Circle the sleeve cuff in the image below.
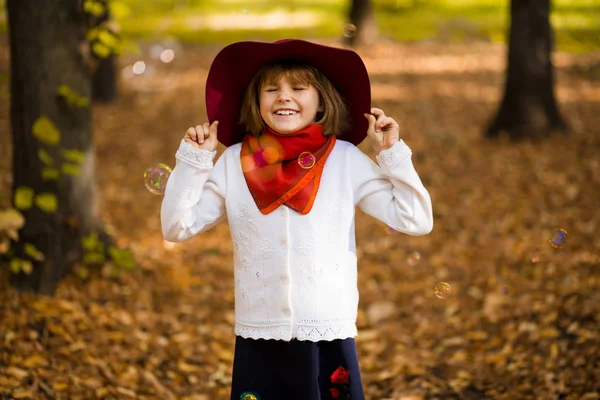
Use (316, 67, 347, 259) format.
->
(175, 139, 217, 170)
(375, 139, 412, 171)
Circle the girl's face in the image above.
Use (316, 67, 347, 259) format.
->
(259, 74, 321, 135)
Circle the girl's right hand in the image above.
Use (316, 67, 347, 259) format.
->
(184, 121, 219, 151)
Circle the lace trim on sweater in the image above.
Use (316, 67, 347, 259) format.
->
(175, 139, 216, 170)
(375, 140, 412, 171)
(235, 322, 357, 342)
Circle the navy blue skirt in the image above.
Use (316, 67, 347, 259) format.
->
(230, 336, 365, 400)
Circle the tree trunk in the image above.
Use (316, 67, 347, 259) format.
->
(486, 0, 567, 139)
(7, 0, 102, 294)
(92, 3, 118, 103)
(92, 54, 117, 103)
(345, 0, 378, 47)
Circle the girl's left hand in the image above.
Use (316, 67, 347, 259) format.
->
(364, 108, 400, 154)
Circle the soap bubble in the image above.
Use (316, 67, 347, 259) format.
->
(298, 152, 316, 169)
(343, 24, 357, 38)
(434, 282, 452, 299)
(407, 251, 421, 266)
(550, 229, 567, 248)
(144, 163, 172, 195)
(240, 392, 259, 400)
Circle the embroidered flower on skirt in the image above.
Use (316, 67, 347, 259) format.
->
(240, 391, 260, 400)
(329, 366, 350, 399)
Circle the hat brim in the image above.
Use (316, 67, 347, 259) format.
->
(205, 39, 371, 147)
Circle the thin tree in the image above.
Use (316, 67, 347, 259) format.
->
(91, 0, 119, 103)
(6, 0, 114, 294)
(345, 0, 378, 47)
(486, 0, 567, 139)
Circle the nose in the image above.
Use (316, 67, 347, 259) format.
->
(276, 89, 292, 102)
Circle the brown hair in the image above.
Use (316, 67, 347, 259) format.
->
(239, 62, 350, 137)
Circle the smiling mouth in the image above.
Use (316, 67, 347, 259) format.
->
(274, 110, 299, 116)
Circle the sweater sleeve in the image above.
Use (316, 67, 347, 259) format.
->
(349, 140, 433, 235)
(161, 139, 227, 242)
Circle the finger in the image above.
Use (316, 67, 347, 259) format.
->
(364, 113, 376, 132)
(370, 107, 385, 118)
(375, 115, 388, 132)
(209, 120, 219, 136)
(203, 123, 210, 139)
(187, 127, 196, 142)
(195, 125, 204, 143)
(380, 116, 396, 130)
(370, 108, 387, 131)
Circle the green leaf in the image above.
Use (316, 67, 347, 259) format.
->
(92, 42, 111, 59)
(83, 0, 105, 17)
(83, 252, 105, 264)
(61, 163, 82, 176)
(109, 1, 131, 20)
(24, 243, 45, 262)
(38, 148, 54, 165)
(75, 97, 90, 108)
(21, 260, 33, 274)
(108, 246, 136, 269)
(74, 264, 90, 279)
(14, 187, 35, 210)
(34, 193, 58, 213)
(10, 258, 33, 274)
(57, 85, 89, 108)
(57, 85, 71, 98)
(61, 149, 85, 164)
(81, 232, 99, 252)
(98, 30, 119, 49)
(41, 167, 60, 181)
(10, 258, 21, 273)
(86, 28, 100, 42)
(32, 116, 60, 145)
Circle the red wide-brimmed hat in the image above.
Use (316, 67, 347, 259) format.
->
(205, 39, 371, 147)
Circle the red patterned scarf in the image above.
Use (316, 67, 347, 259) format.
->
(240, 123, 336, 215)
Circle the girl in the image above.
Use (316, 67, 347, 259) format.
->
(161, 39, 433, 400)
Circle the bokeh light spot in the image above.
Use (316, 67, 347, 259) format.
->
(160, 49, 175, 63)
(132, 61, 146, 75)
(262, 147, 280, 164)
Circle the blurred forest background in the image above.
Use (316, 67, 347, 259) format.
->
(0, 0, 599, 399)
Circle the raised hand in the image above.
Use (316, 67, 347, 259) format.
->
(183, 121, 219, 152)
(364, 108, 400, 154)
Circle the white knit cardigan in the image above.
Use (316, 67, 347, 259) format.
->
(161, 138, 433, 342)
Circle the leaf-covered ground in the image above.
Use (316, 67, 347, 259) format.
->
(1, 36, 599, 399)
